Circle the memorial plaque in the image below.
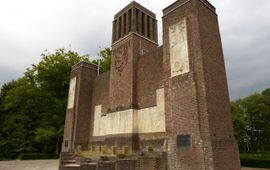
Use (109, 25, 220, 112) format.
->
(177, 134, 191, 148)
(64, 140, 69, 147)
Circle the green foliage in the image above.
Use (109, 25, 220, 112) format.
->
(18, 153, 59, 160)
(0, 47, 111, 158)
(240, 153, 270, 168)
(231, 92, 270, 152)
(0, 48, 90, 157)
(92, 48, 112, 72)
(0, 153, 17, 160)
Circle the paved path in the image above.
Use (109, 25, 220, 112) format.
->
(0, 160, 269, 170)
(0, 160, 58, 170)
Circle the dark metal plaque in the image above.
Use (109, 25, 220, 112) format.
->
(177, 134, 191, 148)
(64, 140, 69, 147)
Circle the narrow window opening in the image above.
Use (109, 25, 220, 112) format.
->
(152, 19, 156, 41)
(147, 16, 150, 38)
(136, 9, 139, 32)
(141, 13, 145, 36)
(118, 17, 122, 38)
(128, 9, 132, 32)
(123, 13, 127, 35)
(113, 20, 117, 41)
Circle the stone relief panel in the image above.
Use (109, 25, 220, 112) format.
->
(169, 18, 189, 77)
(93, 88, 166, 136)
(67, 77, 77, 109)
(113, 41, 130, 73)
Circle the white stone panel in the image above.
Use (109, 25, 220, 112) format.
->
(67, 77, 77, 109)
(169, 18, 189, 77)
(137, 88, 165, 133)
(93, 88, 166, 136)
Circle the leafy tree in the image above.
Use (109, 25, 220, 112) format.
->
(27, 48, 89, 154)
(0, 48, 90, 155)
(231, 92, 270, 152)
(0, 78, 40, 154)
(231, 100, 249, 152)
(92, 48, 112, 72)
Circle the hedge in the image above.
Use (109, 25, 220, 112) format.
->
(240, 152, 270, 168)
(18, 153, 59, 160)
(0, 153, 17, 160)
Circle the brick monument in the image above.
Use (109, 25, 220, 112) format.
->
(59, 0, 241, 169)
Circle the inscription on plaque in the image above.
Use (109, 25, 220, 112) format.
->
(177, 134, 191, 148)
(169, 18, 189, 77)
(67, 77, 76, 109)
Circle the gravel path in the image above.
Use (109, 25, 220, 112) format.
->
(0, 160, 269, 170)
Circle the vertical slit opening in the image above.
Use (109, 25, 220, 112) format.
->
(128, 9, 132, 32)
(113, 20, 117, 42)
(123, 13, 127, 35)
(147, 16, 150, 38)
(118, 16, 122, 38)
(141, 13, 145, 36)
(152, 19, 156, 41)
(136, 9, 139, 32)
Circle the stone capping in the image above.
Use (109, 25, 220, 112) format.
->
(112, 32, 158, 47)
(71, 61, 101, 72)
(199, 0, 216, 14)
(114, 1, 156, 19)
(163, 0, 191, 16)
(163, 0, 216, 16)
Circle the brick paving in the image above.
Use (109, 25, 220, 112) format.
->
(0, 160, 269, 170)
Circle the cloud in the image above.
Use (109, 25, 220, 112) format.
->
(215, 0, 270, 99)
(0, 0, 269, 100)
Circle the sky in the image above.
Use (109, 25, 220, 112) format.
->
(0, 0, 270, 100)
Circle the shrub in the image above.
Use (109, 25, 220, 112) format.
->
(0, 153, 17, 160)
(240, 152, 270, 168)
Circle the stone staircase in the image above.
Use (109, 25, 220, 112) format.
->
(59, 152, 166, 170)
(59, 152, 80, 170)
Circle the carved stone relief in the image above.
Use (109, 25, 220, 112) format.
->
(169, 18, 189, 77)
(113, 41, 130, 73)
(67, 77, 76, 109)
(93, 88, 166, 136)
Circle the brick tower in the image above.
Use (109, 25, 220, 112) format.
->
(59, 0, 241, 170)
(162, 0, 240, 169)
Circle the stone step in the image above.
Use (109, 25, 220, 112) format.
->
(61, 152, 74, 156)
(59, 164, 80, 170)
(61, 156, 74, 160)
(61, 160, 76, 165)
(97, 161, 116, 170)
(80, 163, 97, 170)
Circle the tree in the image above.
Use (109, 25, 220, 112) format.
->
(27, 48, 89, 154)
(0, 48, 90, 155)
(0, 78, 40, 154)
(92, 48, 112, 72)
(0, 47, 111, 157)
(231, 92, 270, 152)
(231, 100, 249, 152)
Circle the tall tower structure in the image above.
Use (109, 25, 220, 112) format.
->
(162, 0, 240, 169)
(109, 1, 158, 112)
